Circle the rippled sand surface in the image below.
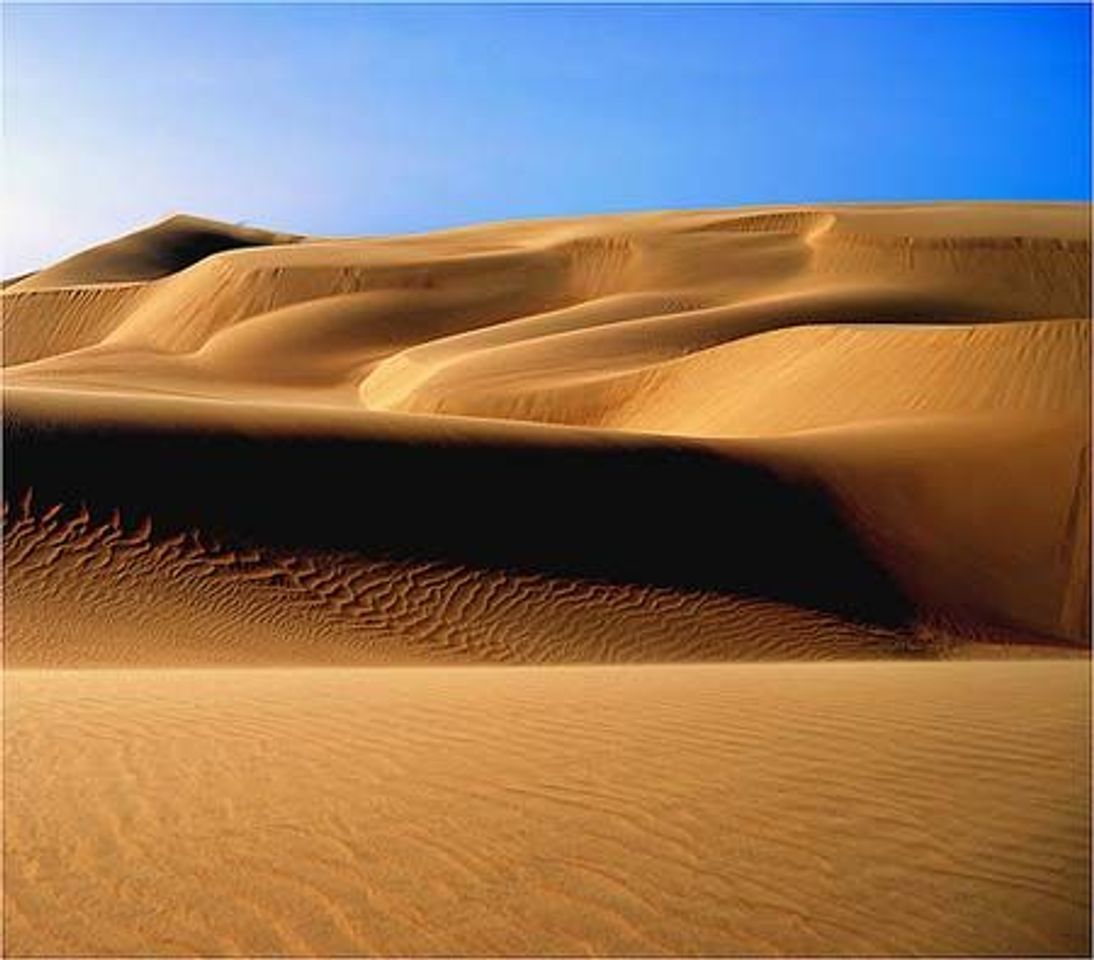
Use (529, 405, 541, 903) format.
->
(7, 662, 1089, 956)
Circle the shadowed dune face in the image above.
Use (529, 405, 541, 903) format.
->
(2, 202, 1090, 662)
(4, 497, 911, 667)
(5, 395, 919, 667)
(3, 395, 913, 618)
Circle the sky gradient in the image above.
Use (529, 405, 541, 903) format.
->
(3, 2, 1090, 274)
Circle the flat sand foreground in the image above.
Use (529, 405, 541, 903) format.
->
(5, 662, 1090, 957)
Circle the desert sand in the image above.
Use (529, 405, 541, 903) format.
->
(2, 202, 1090, 955)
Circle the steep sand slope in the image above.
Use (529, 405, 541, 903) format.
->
(6, 662, 1089, 957)
(0, 480, 910, 667)
(3, 202, 1089, 660)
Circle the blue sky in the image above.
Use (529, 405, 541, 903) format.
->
(3, 2, 1090, 274)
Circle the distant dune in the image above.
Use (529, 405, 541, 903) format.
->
(3, 203, 1090, 956)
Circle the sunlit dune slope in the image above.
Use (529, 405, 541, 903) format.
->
(3, 202, 1089, 663)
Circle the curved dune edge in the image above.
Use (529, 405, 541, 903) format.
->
(2, 202, 1090, 663)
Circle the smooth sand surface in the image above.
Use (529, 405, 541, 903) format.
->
(3, 203, 1090, 954)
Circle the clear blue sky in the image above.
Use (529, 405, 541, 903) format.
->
(3, 2, 1090, 274)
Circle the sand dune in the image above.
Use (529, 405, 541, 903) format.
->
(3, 203, 1089, 955)
(4, 202, 1089, 659)
(4, 203, 1089, 660)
